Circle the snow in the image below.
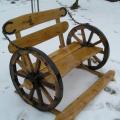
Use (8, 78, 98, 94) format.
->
(0, 0, 120, 120)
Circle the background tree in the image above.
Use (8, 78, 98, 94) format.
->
(70, 0, 80, 10)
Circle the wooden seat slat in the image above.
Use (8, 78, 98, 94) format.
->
(38, 43, 102, 76)
(49, 42, 81, 62)
(53, 46, 102, 77)
(18, 42, 102, 84)
(33, 42, 81, 71)
(40, 44, 102, 84)
(42, 46, 102, 84)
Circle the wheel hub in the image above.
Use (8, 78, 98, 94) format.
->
(23, 72, 44, 90)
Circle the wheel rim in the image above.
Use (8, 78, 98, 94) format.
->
(10, 47, 63, 111)
(67, 24, 110, 70)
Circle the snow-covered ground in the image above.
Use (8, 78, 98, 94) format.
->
(0, 0, 120, 120)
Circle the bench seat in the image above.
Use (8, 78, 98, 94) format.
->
(41, 42, 102, 80)
(18, 42, 102, 84)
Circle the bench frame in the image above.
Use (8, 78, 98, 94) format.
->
(3, 7, 115, 120)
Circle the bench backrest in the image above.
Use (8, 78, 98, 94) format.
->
(3, 8, 68, 53)
(8, 22, 68, 53)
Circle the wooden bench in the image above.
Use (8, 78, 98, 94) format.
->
(3, 7, 115, 120)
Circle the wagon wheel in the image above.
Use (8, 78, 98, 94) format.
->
(10, 47, 63, 111)
(67, 24, 110, 70)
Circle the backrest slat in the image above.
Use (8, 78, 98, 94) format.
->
(4, 8, 67, 34)
(8, 21, 69, 53)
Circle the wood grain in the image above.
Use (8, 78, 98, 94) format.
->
(5, 8, 66, 33)
(8, 21, 68, 53)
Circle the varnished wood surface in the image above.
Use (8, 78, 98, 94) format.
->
(49, 42, 81, 63)
(34, 42, 102, 78)
(53, 46, 102, 77)
(40, 42, 102, 82)
(15, 32, 21, 39)
(8, 21, 68, 53)
(5, 8, 66, 33)
(17, 42, 102, 84)
(56, 18, 65, 48)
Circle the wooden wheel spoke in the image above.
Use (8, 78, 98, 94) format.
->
(93, 55, 101, 64)
(16, 59, 24, 68)
(99, 50, 104, 54)
(81, 29, 86, 44)
(43, 71, 51, 77)
(73, 34, 82, 44)
(21, 79, 33, 90)
(41, 85, 54, 103)
(87, 31, 94, 44)
(29, 88, 35, 100)
(88, 58, 92, 66)
(16, 70, 27, 78)
(41, 80, 55, 90)
(34, 59, 41, 73)
(36, 87, 43, 105)
(16, 59, 28, 73)
(47, 66, 57, 81)
(21, 54, 34, 73)
(92, 40, 102, 46)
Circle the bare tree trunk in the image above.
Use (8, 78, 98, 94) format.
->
(70, 0, 80, 10)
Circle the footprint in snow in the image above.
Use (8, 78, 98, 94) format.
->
(80, 8, 88, 11)
(81, 15, 85, 17)
(4, 86, 10, 90)
(87, 19, 93, 23)
(17, 111, 29, 120)
(104, 87, 116, 95)
(2, 51, 6, 54)
(113, 30, 118, 34)
(110, 59, 120, 65)
(106, 102, 120, 112)
(85, 103, 104, 110)
(2, 37, 7, 41)
(11, 1, 16, 4)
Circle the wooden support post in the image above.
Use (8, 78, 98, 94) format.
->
(56, 18, 65, 48)
(55, 70, 115, 120)
(15, 31, 21, 39)
(9, 22, 68, 53)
